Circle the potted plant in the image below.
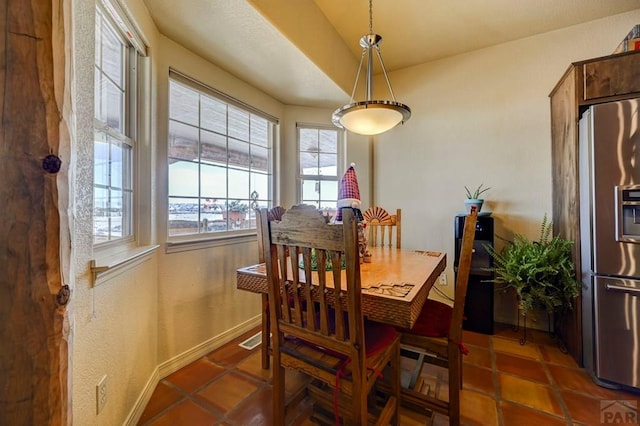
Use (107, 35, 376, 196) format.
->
(225, 200, 249, 222)
(487, 215, 581, 322)
(464, 184, 490, 213)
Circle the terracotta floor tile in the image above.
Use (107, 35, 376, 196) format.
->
(236, 351, 272, 382)
(495, 352, 549, 383)
(432, 413, 450, 426)
(291, 416, 316, 426)
(492, 337, 542, 360)
(493, 323, 556, 346)
(137, 381, 185, 424)
(462, 363, 495, 395)
(288, 396, 315, 426)
(561, 391, 638, 424)
(284, 368, 311, 399)
(522, 328, 558, 346)
(493, 323, 525, 341)
(207, 340, 257, 367)
(421, 362, 447, 381)
(226, 386, 273, 425)
(561, 390, 606, 424)
(196, 372, 260, 413)
(165, 358, 225, 393)
(148, 399, 218, 426)
(464, 346, 492, 369)
(540, 344, 579, 368)
(500, 401, 567, 426)
(459, 389, 498, 425)
(547, 364, 625, 400)
(399, 406, 431, 425)
(141, 323, 627, 425)
(499, 373, 563, 416)
(462, 330, 491, 348)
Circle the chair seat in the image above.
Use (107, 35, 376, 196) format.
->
(301, 309, 398, 359)
(364, 320, 398, 357)
(284, 321, 398, 367)
(400, 299, 452, 337)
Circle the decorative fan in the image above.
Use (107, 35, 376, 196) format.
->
(363, 206, 391, 223)
(268, 206, 286, 221)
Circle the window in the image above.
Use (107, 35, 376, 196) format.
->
(297, 124, 342, 218)
(93, 4, 140, 244)
(168, 72, 276, 237)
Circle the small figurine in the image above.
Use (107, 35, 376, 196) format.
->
(336, 163, 370, 263)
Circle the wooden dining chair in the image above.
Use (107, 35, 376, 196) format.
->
(363, 207, 401, 248)
(255, 206, 287, 369)
(260, 204, 401, 425)
(397, 206, 478, 425)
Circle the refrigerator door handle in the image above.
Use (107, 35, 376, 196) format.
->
(605, 283, 640, 295)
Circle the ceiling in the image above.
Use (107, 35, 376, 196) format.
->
(143, 0, 640, 108)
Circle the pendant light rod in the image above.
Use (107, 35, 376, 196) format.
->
(332, 0, 411, 136)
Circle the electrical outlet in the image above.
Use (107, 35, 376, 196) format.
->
(96, 375, 107, 414)
(438, 273, 447, 286)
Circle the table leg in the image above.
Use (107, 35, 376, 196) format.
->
(261, 293, 270, 369)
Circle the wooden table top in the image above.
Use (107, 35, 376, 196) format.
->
(236, 247, 446, 329)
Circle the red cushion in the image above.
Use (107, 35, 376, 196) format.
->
(364, 320, 397, 357)
(401, 299, 452, 337)
(308, 309, 397, 357)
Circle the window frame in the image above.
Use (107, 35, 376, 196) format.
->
(166, 70, 278, 244)
(91, 0, 158, 286)
(296, 123, 344, 215)
(93, 2, 140, 248)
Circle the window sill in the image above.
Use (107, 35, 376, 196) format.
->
(166, 232, 256, 254)
(91, 244, 160, 286)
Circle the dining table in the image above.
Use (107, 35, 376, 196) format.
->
(236, 246, 446, 369)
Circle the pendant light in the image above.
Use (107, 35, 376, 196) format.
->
(332, 0, 411, 136)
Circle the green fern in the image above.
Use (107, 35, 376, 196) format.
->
(486, 215, 581, 316)
(299, 249, 345, 271)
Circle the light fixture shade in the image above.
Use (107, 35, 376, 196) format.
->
(333, 100, 411, 136)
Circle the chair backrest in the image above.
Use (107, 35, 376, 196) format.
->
(260, 204, 365, 361)
(256, 206, 287, 263)
(363, 207, 401, 248)
(449, 206, 478, 342)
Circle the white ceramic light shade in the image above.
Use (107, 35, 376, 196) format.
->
(332, 100, 411, 136)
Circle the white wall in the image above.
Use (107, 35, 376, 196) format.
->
(71, 0, 160, 424)
(374, 10, 640, 326)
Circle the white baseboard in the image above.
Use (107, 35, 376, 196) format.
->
(124, 367, 160, 426)
(158, 316, 261, 378)
(124, 315, 261, 425)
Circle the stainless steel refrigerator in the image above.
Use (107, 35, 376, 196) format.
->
(579, 98, 640, 391)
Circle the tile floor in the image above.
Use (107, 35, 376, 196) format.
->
(138, 324, 640, 425)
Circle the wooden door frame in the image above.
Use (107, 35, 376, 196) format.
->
(0, 0, 71, 424)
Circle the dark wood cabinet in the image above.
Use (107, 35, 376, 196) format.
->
(549, 50, 640, 365)
(584, 53, 640, 101)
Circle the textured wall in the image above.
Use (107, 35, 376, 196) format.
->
(373, 9, 640, 326)
(71, 0, 160, 424)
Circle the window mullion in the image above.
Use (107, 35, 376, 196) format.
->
(167, 76, 274, 238)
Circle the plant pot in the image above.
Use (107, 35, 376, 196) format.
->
(464, 198, 484, 213)
(224, 211, 247, 222)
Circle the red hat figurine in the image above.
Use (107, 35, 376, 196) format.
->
(336, 163, 362, 222)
